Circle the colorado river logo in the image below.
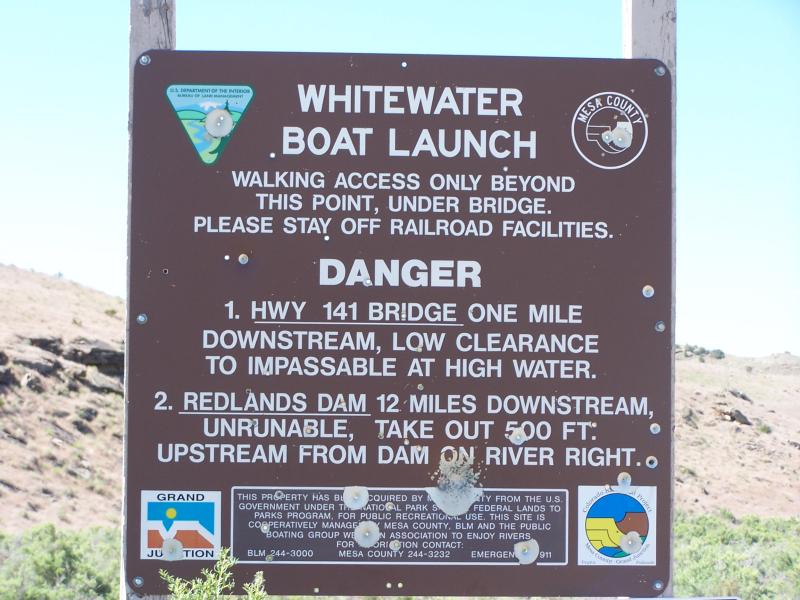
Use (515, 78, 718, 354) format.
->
(140, 490, 221, 560)
(571, 92, 648, 169)
(577, 485, 656, 566)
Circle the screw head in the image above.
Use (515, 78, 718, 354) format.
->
(136, 313, 148, 325)
(654, 65, 666, 76)
(653, 579, 665, 591)
(646, 455, 659, 469)
(654, 320, 666, 333)
(650, 422, 661, 435)
(238, 253, 249, 265)
(642, 284, 655, 298)
(132, 576, 144, 587)
(139, 55, 151, 66)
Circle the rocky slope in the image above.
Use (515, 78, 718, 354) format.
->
(0, 264, 124, 531)
(0, 264, 797, 532)
(674, 346, 800, 517)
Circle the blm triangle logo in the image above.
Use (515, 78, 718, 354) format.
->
(166, 84, 254, 165)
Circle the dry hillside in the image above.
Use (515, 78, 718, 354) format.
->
(0, 264, 797, 532)
(0, 264, 124, 531)
(674, 348, 800, 516)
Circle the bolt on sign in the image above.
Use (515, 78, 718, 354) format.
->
(126, 51, 672, 597)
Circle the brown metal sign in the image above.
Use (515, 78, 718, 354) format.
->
(127, 51, 672, 597)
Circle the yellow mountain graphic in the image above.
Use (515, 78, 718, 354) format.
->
(586, 517, 624, 550)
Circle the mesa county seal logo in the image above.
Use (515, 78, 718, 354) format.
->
(140, 490, 221, 560)
(571, 92, 648, 169)
(577, 485, 656, 566)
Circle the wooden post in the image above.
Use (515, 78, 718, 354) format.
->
(125, 2, 175, 598)
(623, 1, 676, 596)
(623, 0, 676, 122)
(129, 0, 176, 101)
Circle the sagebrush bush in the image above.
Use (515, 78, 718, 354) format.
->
(160, 547, 267, 600)
(0, 524, 118, 600)
(674, 510, 800, 599)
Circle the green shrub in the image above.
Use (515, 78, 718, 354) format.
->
(160, 547, 267, 600)
(0, 525, 118, 600)
(674, 511, 800, 598)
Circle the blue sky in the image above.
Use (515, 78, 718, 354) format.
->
(1, 1, 798, 356)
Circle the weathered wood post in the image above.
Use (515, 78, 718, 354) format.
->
(623, 1, 676, 595)
(125, 3, 175, 598)
(129, 0, 175, 101)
